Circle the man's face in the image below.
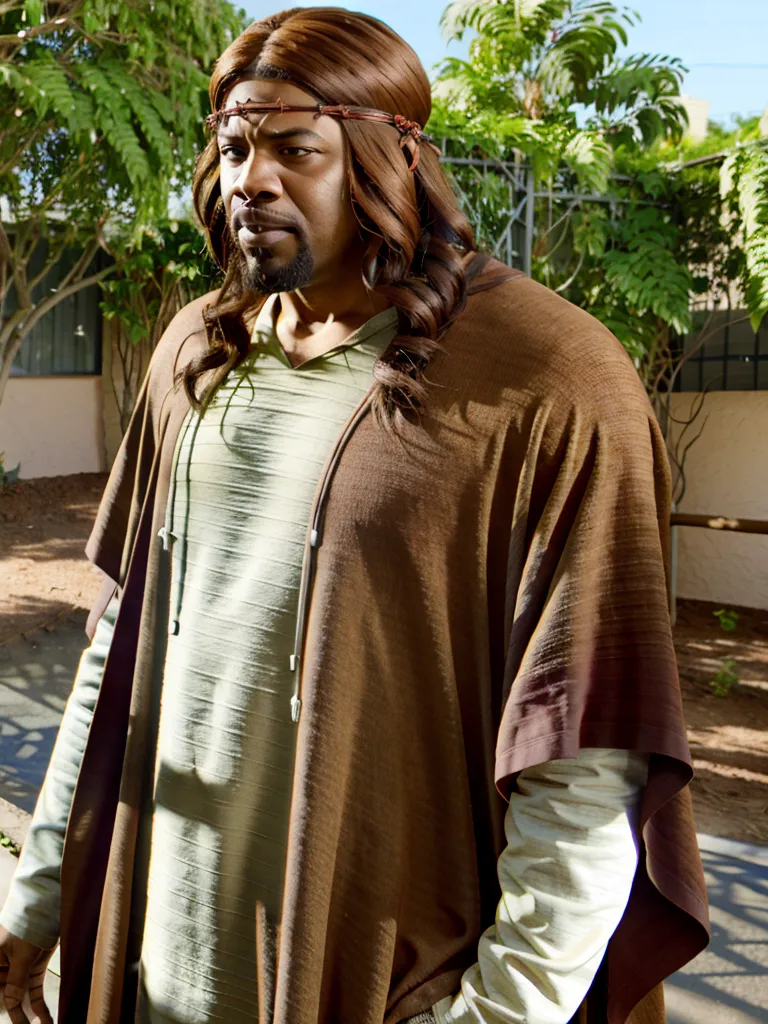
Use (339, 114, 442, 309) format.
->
(217, 78, 364, 295)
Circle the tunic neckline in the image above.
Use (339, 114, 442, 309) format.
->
(251, 293, 399, 370)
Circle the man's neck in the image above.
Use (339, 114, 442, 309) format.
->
(270, 259, 394, 367)
(276, 281, 392, 343)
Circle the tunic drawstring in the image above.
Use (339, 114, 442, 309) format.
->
(159, 328, 384, 724)
(287, 386, 376, 723)
(159, 407, 203, 635)
(160, 387, 368, 725)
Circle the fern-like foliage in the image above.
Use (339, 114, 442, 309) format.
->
(721, 143, 768, 332)
(432, 0, 687, 188)
(1, 0, 245, 230)
(431, 0, 707, 382)
(0, 0, 246, 397)
(602, 207, 693, 335)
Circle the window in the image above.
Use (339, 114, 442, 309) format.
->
(6, 242, 103, 377)
(676, 309, 768, 392)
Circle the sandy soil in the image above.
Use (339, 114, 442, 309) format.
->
(0, 473, 107, 643)
(675, 598, 768, 844)
(1, 473, 766, 844)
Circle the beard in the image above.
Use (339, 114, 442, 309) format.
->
(228, 221, 314, 295)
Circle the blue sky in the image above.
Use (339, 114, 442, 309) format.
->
(241, 1, 768, 125)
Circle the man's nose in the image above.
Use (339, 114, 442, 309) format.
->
(238, 151, 284, 202)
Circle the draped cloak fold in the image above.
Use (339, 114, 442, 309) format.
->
(58, 255, 709, 1024)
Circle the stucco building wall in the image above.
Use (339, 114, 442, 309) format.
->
(669, 391, 768, 610)
(0, 377, 106, 479)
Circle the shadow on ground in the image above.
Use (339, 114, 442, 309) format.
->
(0, 611, 87, 812)
(0, 595, 88, 647)
(666, 850, 768, 1023)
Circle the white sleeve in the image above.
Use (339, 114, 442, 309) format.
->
(0, 594, 119, 949)
(433, 747, 649, 1024)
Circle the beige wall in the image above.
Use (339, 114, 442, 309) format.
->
(0, 376, 106, 479)
(669, 391, 768, 610)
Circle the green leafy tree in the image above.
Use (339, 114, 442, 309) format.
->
(432, 0, 687, 189)
(0, 0, 245, 405)
(429, 1, 697, 368)
(720, 135, 768, 333)
(555, 162, 699, 385)
(430, 1, 768, 402)
(100, 217, 216, 434)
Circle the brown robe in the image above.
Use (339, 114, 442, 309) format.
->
(58, 255, 709, 1024)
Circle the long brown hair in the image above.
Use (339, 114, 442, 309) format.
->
(188, 7, 477, 434)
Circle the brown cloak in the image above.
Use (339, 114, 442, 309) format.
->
(58, 256, 709, 1023)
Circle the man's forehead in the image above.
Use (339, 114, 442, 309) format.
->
(218, 78, 337, 137)
(224, 77, 312, 105)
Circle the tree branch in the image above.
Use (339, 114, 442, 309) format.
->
(28, 237, 70, 292)
(56, 237, 101, 294)
(0, 217, 14, 266)
(0, 121, 54, 177)
(18, 217, 42, 268)
(0, 2, 86, 45)
(0, 218, 32, 310)
(20, 263, 113, 339)
(0, 307, 27, 351)
(554, 250, 585, 293)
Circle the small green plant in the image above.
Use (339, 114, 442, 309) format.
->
(0, 451, 20, 488)
(0, 831, 21, 857)
(710, 658, 740, 697)
(713, 608, 740, 632)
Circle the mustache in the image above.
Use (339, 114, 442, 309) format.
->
(231, 204, 301, 236)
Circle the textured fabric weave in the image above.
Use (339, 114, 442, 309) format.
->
(136, 295, 398, 1021)
(435, 749, 647, 1024)
(61, 257, 708, 1024)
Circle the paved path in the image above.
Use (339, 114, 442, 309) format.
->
(0, 614, 766, 1022)
(0, 612, 86, 813)
(666, 842, 768, 1023)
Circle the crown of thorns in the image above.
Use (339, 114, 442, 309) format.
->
(205, 98, 442, 170)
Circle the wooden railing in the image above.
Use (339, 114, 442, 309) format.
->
(670, 513, 768, 535)
(668, 512, 768, 622)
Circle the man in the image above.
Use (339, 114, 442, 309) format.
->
(0, 8, 708, 1024)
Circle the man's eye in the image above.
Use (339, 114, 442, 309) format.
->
(217, 144, 316, 160)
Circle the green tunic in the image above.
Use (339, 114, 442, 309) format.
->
(139, 296, 398, 1021)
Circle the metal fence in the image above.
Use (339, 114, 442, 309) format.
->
(676, 308, 768, 392)
(439, 147, 648, 273)
(439, 148, 535, 274)
(440, 148, 768, 393)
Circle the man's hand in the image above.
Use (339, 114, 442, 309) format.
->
(0, 925, 55, 1024)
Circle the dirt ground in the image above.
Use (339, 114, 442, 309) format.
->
(1, 474, 767, 844)
(675, 598, 768, 845)
(0, 473, 107, 643)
